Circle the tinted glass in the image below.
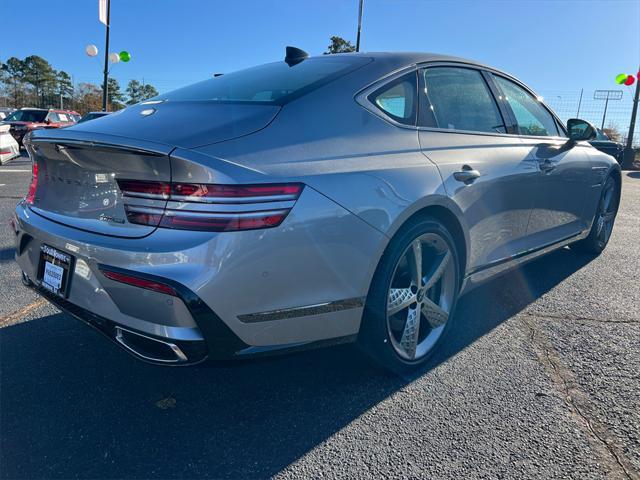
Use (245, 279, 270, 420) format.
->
(595, 128, 610, 141)
(493, 76, 559, 137)
(4, 110, 48, 122)
(369, 72, 417, 125)
(157, 57, 370, 105)
(420, 67, 505, 133)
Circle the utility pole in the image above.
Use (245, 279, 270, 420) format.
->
(356, 0, 364, 52)
(601, 93, 610, 130)
(622, 66, 640, 169)
(101, 0, 111, 111)
(576, 88, 583, 117)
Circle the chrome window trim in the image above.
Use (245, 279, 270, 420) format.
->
(356, 60, 570, 141)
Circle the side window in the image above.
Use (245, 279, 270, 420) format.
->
(58, 113, 69, 122)
(369, 72, 417, 126)
(47, 112, 60, 123)
(419, 67, 506, 133)
(492, 76, 559, 137)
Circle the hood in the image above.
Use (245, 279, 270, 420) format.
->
(61, 101, 281, 149)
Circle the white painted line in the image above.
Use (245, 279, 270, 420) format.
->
(0, 169, 30, 173)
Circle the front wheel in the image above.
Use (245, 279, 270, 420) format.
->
(358, 217, 460, 374)
(571, 176, 619, 254)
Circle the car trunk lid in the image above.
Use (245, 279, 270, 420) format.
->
(27, 136, 172, 239)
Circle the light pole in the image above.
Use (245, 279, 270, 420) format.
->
(101, 0, 111, 111)
(622, 67, 640, 169)
(356, 0, 364, 52)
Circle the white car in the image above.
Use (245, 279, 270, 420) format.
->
(0, 124, 20, 164)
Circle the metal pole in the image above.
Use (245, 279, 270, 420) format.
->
(601, 92, 609, 130)
(622, 66, 640, 169)
(576, 88, 583, 117)
(356, 0, 364, 52)
(101, 0, 111, 111)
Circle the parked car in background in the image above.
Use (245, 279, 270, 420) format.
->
(14, 50, 621, 372)
(1, 108, 77, 146)
(0, 107, 16, 121)
(77, 111, 111, 124)
(589, 128, 624, 164)
(0, 124, 20, 164)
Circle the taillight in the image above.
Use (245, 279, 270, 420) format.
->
(117, 180, 304, 232)
(100, 269, 178, 296)
(25, 161, 39, 204)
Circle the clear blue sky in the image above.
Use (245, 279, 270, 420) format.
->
(1, 0, 638, 95)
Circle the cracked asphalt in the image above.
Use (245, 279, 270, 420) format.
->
(0, 154, 638, 479)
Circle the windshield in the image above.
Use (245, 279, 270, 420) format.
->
(4, 110, 48, 122)
(156, 56, 370, 105)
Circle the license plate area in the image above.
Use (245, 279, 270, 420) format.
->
(37, 244, 74, 298)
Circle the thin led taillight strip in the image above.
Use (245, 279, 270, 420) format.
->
(117, 180, 304, 203)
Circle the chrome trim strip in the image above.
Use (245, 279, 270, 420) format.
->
(238, 297, 365, 323)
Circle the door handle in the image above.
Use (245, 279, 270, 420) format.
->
(539, 159, 556, 173)
(453, 165, 481, 184)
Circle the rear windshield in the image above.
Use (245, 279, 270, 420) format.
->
(4, 110, 48, 122)
(156, 56, 370, 105)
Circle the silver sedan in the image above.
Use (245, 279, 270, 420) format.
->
(13, 49, 620, 372)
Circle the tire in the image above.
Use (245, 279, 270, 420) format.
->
(358, 216, 461, 374)
(571, 175, 619, 254)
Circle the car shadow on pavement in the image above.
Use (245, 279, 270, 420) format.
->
(0, 247, 15, 264)
(0, 247, 593, 479)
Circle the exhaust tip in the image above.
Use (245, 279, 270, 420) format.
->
(115, 326, 188, 363)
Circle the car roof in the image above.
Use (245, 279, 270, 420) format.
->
(330, 51, 492, 69)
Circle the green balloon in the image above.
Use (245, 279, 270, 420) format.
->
(615, 73, 627, 85)
(119, 51, 131, 63)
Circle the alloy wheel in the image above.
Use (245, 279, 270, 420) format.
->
(386, 232, 456, 361)
(596, 179, 617, 248)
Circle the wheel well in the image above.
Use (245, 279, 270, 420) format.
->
(404, 206, 467, 278)
(610, 168, 622, 210)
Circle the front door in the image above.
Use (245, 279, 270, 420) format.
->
(490, 74, 593, 245)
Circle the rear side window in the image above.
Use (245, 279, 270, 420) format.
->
(156, 57, 370, 105)
(369, 72, 417, 126)
(419, 67, 506, 133)
(492, 75, 559, 137)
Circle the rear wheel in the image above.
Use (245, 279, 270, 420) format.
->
(571, 176, 619, 254)
(359, 217, 460, 373)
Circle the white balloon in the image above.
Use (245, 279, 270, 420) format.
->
(109, 52, 120, 63)
(85, 44, 98, 57)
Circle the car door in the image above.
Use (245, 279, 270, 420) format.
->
(490, 74, 593, 245)
(417, 65, 539, 273)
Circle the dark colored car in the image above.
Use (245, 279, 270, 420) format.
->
(1, 108, 77, 146)
(77, 111, 112, 124)
(590, 128, 623, 164)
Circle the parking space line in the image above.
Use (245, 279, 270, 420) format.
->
(0, 170, 30, 173)
(0, 298, 48, 328)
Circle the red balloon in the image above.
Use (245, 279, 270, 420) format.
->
(624, 75, 635, 86)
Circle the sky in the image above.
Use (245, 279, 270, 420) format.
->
(1, 0, 639, 96)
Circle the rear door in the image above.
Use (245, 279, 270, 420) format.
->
(417, 65, 539, 273)
(490, 74, 592, 245)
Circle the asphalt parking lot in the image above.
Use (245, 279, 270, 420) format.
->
(0, 154, 638, 479)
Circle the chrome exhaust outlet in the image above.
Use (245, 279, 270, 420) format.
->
(115, 326, 188, 363)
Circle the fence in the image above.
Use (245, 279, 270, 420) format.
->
(540, 89, 637, 146)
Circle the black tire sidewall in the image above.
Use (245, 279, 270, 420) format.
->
(359, 216, 461, 372)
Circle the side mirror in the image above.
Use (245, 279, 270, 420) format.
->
(567, 118, 596, 143)
(45, 118, 52, 125)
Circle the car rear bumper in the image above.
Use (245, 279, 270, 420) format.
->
(13, 186, 386, 364)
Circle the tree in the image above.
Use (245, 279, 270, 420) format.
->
(324, 36, 356, 54)
(603, 125, 622, 143)
(75, 83, 102, 114)
(22, 55, 57, 107)
(126, 79, 158, 104)
(126, 79, 142, 105)
(56, 70, 73, 109)
(140, 83, 158, 101)
(1, 57, 27, 107)
(103, 77, 125, 110)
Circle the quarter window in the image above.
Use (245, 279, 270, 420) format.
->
(369, 72, 417, 126)
(419, 67, 506, 133)
(492, 76, 559, 137)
